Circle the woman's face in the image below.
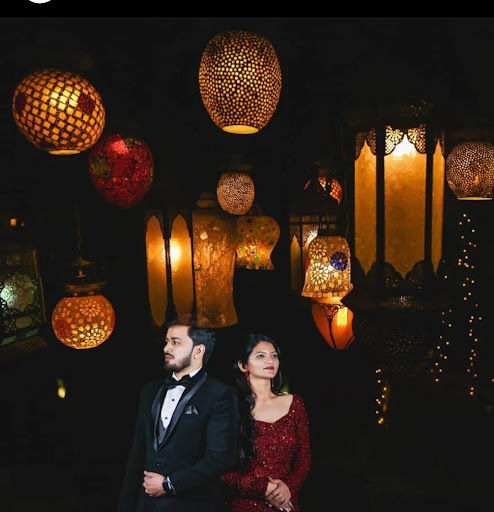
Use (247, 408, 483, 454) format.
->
(239, 341, 280, 380)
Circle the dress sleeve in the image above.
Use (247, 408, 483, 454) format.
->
(284, 395, 311, 495)
(221, 469, 269, 499)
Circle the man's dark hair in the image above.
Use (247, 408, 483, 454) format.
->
(166, 319, 216, 365)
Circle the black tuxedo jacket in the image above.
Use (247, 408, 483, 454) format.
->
(118, 373, 239, 512)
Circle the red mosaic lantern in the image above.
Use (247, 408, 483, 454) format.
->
(89, 134, 154, 208)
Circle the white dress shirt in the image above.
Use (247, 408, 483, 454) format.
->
(160, 366, 202, 429)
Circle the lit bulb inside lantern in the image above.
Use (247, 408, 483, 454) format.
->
(392, 134, 416, 157)
(170, 239, 181, 264)
(57, 378, 66, 399)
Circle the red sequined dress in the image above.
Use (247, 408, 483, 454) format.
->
(222, 394, 311, 511)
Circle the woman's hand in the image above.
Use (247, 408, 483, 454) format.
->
(265, 477, 292, 511)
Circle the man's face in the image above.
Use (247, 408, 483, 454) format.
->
(163, 325, 195, 373)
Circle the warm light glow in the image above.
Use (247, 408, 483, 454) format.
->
(169, 239, 181, 265)
(12, 69, 105, 154)
(223, 125, 259, 134)
(311, 302, 355, 350)
(57, 378, 66, 399)
(51, 294, 115, 349)
(9, 218, 17, 227)
(391, 134, 416, 157)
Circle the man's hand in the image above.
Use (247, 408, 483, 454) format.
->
(142, 471, 166, 498)
(265, 477, 293, 511)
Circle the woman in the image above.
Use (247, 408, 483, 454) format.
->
(222, 333, 311, 511)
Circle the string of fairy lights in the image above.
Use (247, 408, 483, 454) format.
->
(431, 306, 453, 383)
(458, 211, 482, 397)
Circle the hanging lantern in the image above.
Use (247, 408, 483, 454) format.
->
(302, 234, 353, 304)
(145, 192, 238, 329)
(1, 215, 46, 357)
(12, 69, 105, 154)
(289, 163, 342, 294)
(446, 141, 494, 200)
(311, 302, 355, 350)
(217, 172, 255, 215)
(354, 123, 445, 291)
(199, 30, 282, 134)
(51, 257, 115, 349)
(236, 207, 280, 270)
(89, 134, 154, 208)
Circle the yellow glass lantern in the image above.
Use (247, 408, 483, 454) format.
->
(51, 257, 115, 349)
(311, 302, 355, 350)
(217, 172, 255, 215)
(199, 30, 282, 134)
(52, 294, 115, 349)
(446, 141, 494, 200)
(354, 124, 445, 289)
(236, 208, 280, 270)
(12, 69, 105, 154)
(302, 234, 353, 304)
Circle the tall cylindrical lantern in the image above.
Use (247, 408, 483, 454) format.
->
(354, 123, 445, 293)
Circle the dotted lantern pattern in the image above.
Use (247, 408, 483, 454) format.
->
(89, 134, 154, 208)
(302, 236, 353, 299)
(52, 295, 115, 349)
(199, 30, 282, 133)
(217, 172, 255, 215)
(446, 141, 494, 199)
(12, 69, 105, 154)
(236, 215, 280, 270)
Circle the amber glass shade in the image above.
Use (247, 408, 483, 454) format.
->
(12, 69, 105, 154)
(199, 30, 282, 134)
(217, 172, 255, 215)
(145, 215, 167, 328)
(89, 134, 153, 208)
(355, 125, 444, 280)
(446, 142, 494, 200)
(192, 193, 237, 328)
(236, 214, 280, 270)
(302, 235, 353, 303)
(52, 294, 115, 349)
(311, 302, 355, 350)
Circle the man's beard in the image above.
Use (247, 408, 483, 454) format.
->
(164, 349, 193, 373)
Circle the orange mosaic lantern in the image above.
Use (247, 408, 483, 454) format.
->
(12, 69, 105, 154)
(217, 172, 255, 215)
(236, 211, 280, 270)
(199, 30, 282, 134)
(311, 302, 355, 350)
(52, 294, 115, 349)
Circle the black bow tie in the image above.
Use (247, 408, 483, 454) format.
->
(164, 374, 192, 390)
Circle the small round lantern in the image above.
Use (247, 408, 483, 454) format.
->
(12, 69, 105, 154)
(236, 209, 280, 270)
(302, 234, 353, 303)
(446, 141, 494, 200)
(217, 172, 255, 215)
(311, 302, 355, 350)
(89, 134, 154, 208)
(52, 294, 115, 349)
(199, 30, 282, 134)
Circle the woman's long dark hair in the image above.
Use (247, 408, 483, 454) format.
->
(233, 333, 284, 467)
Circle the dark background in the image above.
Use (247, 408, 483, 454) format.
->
(1, 17, 494, 512)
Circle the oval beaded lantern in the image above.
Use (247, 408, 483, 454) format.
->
(12, 69, 105, 155)
(311, 302, 355, 350)
(217, 172, 255, 215)
(51, 294, 115, 349)
(89, 134, 154, 208)
(302, 235, 353, 303)
(446, 141, 494, 200)
(199, 30, 282, 134)
(236, 213, 280, 270)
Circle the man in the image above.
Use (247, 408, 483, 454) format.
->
(118, 321, 239, 511)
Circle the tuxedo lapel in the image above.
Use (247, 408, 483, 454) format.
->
(159, 373, 208, 449)
(151, 383, 166, 452)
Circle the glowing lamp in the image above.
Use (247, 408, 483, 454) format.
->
(236, 209, 280, 270)
(354, 124, 445, 290)
(89, 134, 154, 208)
(311, 302, 355, 350)
(217, 172, 255, 215)
(199, 30, 282, 134)
(302, 235, 353, 304)
(446, 142, 494, 200)
(12, 69, 105, 154)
